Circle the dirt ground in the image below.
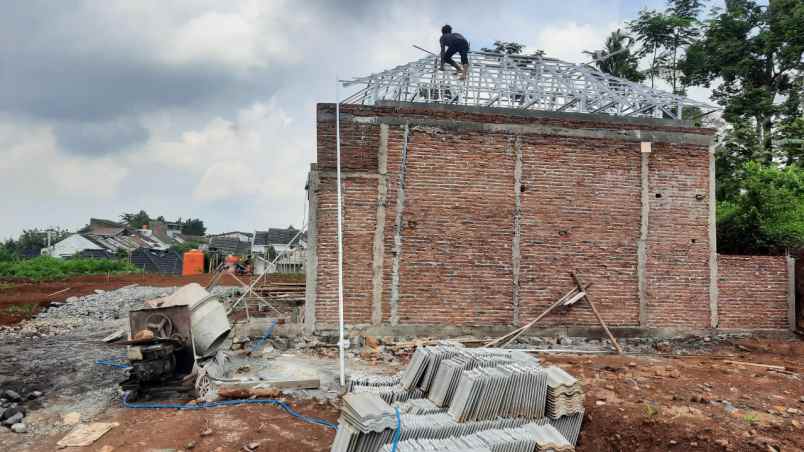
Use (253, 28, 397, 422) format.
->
(1, 277, 803, 451)
(3, 337, 799, 452)
(30, 400, 340, 452)
(0, 273, 298, 325)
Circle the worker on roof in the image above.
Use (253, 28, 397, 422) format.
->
(439, 24, 470, 80)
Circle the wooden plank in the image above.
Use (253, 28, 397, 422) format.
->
(487, 286, 581, 348)
(218, 376, 320, 391)
(572, 272, 623, 355)
(46, 287, 71, 297)
(57, 422, 119, 447)
(724, 360, 786, 371)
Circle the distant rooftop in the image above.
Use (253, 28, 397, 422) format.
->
(342, 51, 714, 120)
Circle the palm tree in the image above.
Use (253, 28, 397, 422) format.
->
(585, 29, 645, 83)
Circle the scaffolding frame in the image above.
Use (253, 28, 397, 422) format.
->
(342, 51, 714, 120)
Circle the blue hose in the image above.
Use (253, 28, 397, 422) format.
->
(95, 356, 131, 370)
(95, 355, 336, 430)
(391, 406, 401, 452)
(250, 319, 278, 353)
(122, 392, 337, 429)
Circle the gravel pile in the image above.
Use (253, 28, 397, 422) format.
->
(0, 285, 238, 340)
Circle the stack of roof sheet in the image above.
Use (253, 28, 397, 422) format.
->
(334, 413, 531, 452)
(400, 346, 537, 396)
(394, 398, 447, 415)
(447, 364, 547, 422)
(340, 393, 397, 432)
(347, 373, 402, 392)
(378, 422, 574, 452)
(544, 367, 584, 419)
(548, 410, 585, 446)
(351, 385, 425, 404)
(331, 393, 397, 452)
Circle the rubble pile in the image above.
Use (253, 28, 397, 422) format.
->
(331, 345, 585, 452)
(0, 388, 43, 434)
(0, 285, 235, 340)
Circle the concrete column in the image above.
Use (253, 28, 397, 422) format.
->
(371, 125, 389, 325)
(638, 142, 650, 327)
(390, 124, 410, 325)
(708, 142, 719, 328)
(787, 255, 797, 331)
(303, 166, 320, 335)
(512, 138, 522, 326)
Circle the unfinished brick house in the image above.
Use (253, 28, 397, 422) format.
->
(304, 53, 796, 337)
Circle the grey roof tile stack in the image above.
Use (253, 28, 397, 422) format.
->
(544, 367, 584, 419)
(340, 393, 397, 433)
(347, 373, 402, 392)
(548, 410, 584, 447)
(332, 346, 585, 452)
(394, 398, 447, 415)
(378, 422, 574, 452)
(447, 364, 547, 422)
(351, 385, 425, 404)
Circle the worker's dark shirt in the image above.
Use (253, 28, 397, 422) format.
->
(439, 33, 469, 50)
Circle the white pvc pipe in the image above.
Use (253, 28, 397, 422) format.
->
(336, 80, 346, 387)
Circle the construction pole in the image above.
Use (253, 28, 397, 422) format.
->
(336, 78, 347, 387)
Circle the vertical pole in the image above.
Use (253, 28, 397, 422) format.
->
(336, 80, 346, 387)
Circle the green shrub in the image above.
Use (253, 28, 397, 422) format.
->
(717, 162, 804, 254)
(0, 256, 139, 281)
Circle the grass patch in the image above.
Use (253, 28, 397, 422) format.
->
(0, 256, 139, 281)
(1, 303, 37, 316)
(643, 403, 659, 418)
(0, 282, 17, 291)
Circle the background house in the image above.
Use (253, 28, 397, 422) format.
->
(252, 226, 306, 274)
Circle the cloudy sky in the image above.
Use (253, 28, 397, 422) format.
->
(1, 0, 712, 239)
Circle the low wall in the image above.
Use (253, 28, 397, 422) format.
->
(718, 255, 790, 330)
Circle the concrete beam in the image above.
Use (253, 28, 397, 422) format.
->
(371, 124, 389, 325)
(708, 144, 719, 328)
(322, 114, 713, 146)
(638, 143, 650, 327)
(375, 100, 699, 128)
(303, 166, 319, 335)
(787, 255, 797, 331)
(389, 124, 410, 325)
(313, 322, 795, 340)
(512, 138, 522, 326)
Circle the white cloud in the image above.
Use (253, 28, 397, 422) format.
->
(162, 1, 303, 69)
(0, 117, 127, 199)
(533, 21, 620, 62)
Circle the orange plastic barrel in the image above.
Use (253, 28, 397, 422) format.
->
(182, 250, 205, 276)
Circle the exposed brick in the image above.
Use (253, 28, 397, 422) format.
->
(312, 103, 790, 331)
(718, 255, 789, 330)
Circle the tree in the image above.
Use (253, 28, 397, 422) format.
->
(181, 218, 206, 236)
(120, 210, 151, 229)
(481, 41, 524, 55)
(480, 41, 544, 57)
(717, 162, 804, 254)
(629, 9, 673, 88)
(682, 0, 804, 160)
(16, 228, 70, 257)
(629, 0, 704, 93)
(588, 29, 645, 82)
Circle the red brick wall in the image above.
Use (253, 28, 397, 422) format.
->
(718, 255, 789, 330)
(518, 136, 641, 327)
(646, 143, 712, 328)
(315, 175, 378, 323)
(387, 127, 515, 326)
(312, 103, 789, 331)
